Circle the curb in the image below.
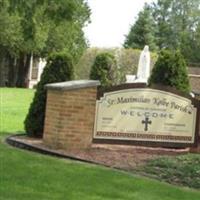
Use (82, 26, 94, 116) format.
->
(5, 134, 102, 166)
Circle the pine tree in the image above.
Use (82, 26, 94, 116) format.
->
(24, 52, 74, 137)
(124, 4, 157, 51)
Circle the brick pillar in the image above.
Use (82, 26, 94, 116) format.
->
(43, 80, 100, 150)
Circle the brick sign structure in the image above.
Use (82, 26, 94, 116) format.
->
(43, 81, 200, 150)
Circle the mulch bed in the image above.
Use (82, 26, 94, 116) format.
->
(6, 134, 191, 171)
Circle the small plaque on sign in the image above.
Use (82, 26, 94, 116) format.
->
(94, 88, 197, 144)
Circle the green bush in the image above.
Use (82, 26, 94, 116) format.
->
(89, 52, 116, 87)
(75, 47, 157, 84)
(149, 50, 190, 94)
(24, 52, 74, 137)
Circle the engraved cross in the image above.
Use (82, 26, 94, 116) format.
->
(142, 117, 152, 131)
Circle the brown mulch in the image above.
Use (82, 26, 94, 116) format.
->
(8, 135, 190, 171)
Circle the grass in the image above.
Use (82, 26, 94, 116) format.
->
(0, 88, 34, 135)
(0, 87, 200, 200)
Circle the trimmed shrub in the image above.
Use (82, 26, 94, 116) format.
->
(89, 52, 116, 87)
(149, 50, 190, 93)
(75, 47, 157, 84)
(24, 52, 74, 137)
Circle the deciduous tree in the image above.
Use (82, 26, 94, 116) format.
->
(0, 0, 90, 87)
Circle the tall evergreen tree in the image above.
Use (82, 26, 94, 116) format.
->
(124, 4, 157, 51)
(25, 52, 74, 137)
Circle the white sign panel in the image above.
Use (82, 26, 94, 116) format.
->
(94, 89, 197, 143)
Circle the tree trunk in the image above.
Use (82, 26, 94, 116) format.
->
(16, 53, 31, 87)
(7, 55, 18, 87)
(0, 57, 5, 87)
(0, 50, 9, 87)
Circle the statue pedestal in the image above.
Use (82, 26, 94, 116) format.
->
(125, 75, 136, 83)
(126, 75, 148, 84)
(134, 78, 148, 84)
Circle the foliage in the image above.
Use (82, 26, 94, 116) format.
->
(152, 0, 200, 63)
(75, 48, 157, 84)
(124, 3, 157, 51)
(24, 52, 74, 137)
(89, 52, 116, 87)
(192, 22, 200, 62)
(137, 154, 200, 189)
(149, 50, 190, 93)
(152, 0, 174, 49)
(0, 0, 90, 87)
(0, 1, 22, 54)
(75, 48, 114, 81)
(124, 0, 200, 63)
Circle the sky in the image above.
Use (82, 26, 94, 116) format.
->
(84, 0, 156, 48)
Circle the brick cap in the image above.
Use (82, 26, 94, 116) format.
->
(45, 80, 100, 91)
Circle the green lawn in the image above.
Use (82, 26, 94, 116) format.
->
(0, 88, 200, 200)
(0, 88, 34, 135)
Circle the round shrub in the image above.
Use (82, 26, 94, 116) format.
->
(24, 52, 74, 137)
(89, 52, 116, 87)
(149, 50, 190, 94)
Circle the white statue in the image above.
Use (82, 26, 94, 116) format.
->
(126, 45, 151, 84)
(136, 45, 150, 82)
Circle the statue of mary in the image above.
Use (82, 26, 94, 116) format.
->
(126, 45, 150, 84)
(136, 45, 150, 83)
